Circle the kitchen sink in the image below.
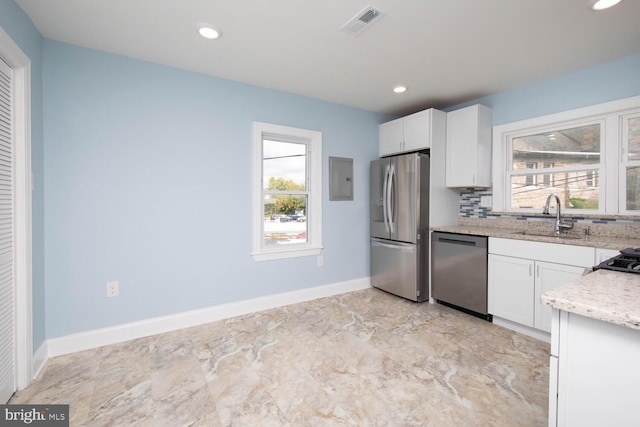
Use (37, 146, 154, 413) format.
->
(509, 231, 585, 240)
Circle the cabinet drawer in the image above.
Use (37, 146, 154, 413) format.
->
(489, 237, 594, 267)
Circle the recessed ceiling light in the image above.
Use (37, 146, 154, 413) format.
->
(589, 0, 622, 10)
(393, 85, 407, 94)
(197, 24, 222, 39)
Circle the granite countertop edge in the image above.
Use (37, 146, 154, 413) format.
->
(430, 224, 640, 250)
(539, 270, 640, 331)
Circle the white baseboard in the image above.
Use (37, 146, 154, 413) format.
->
(32, 341, 48, 380)
(47, 277, 371, 358)
(492, 316, 551, 343)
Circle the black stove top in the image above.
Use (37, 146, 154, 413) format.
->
(594, 248, 640, 273)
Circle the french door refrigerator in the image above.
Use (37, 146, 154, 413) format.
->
(370, 153, 430, 302)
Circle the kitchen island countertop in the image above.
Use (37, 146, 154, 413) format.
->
(540, 269, 640, 331)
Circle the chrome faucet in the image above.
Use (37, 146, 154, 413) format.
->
(543, 193, 573, 235)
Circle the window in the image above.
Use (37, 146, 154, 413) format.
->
(543, 162, 555, 187)
(508, 123, 602, 211)
(252, 122, 322, 261)
(622, 113, 640, 212)
(492, 95, 640, 215)
(524, 162, 537, 186)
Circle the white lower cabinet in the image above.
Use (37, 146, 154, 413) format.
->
(595, 247, 619, 264)
(550, 309, 640, 427)
(488, 254, 534, 327)
(534, 262, 586, 332)
(488, 238, 593, 334)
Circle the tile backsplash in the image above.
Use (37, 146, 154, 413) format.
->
(458, 188, 640, 225)
(459, 188, 493, 218)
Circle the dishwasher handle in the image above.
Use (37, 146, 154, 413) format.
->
(431, 232, 487, 249)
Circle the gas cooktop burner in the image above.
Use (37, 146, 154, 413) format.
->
(594, 248, 640, 273)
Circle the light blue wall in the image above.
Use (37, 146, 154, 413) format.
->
(43, 40, 386, 338)
(11, 0, 640, 340)
(0, 0, 45, 350)
(445, 52, 640, 125)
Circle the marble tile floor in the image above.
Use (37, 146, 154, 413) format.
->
(10, 288, 550, 426)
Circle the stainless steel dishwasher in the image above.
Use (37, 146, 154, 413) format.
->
(431, 232, 490, 320)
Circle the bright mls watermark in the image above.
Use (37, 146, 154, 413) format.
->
(0, 405, 69, 426)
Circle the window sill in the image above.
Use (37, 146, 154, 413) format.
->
(252, 245, 323, 262)
(489, 210, 640, 221)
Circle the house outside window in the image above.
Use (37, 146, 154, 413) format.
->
(509, 123, 602, 210)
(585, 170, 596, 188)
(252, 122, 322, 261)
(543, 162, 555, 187)
(524, 162, 537, 186)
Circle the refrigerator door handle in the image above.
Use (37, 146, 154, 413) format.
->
(382, 164, 390, 233)
(387, 164, 395, 233)
(371, 239, 415, 252)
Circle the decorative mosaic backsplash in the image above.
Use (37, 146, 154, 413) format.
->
(458, 188, 640, 225)
(459, 188, 493, 219)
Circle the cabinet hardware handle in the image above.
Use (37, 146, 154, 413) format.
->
(529, 264, 532, 276)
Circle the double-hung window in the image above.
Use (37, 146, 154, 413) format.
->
(493, 96, 640, 215)
(621, 111, 640, 213)
(252, 122, 322, 261)
(507, 122, 603, 211)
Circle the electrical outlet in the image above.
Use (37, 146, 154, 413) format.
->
(480, 196, 493, 208)
(106, 281, 119, 297)
(317, 255, 324, 267)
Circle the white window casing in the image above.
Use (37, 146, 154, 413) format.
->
(619, 109, 640, 215)
(492, 95, 640, 215)
(252, 122, 323, 261)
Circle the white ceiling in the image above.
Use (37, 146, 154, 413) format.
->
(15, 0, 640, 115)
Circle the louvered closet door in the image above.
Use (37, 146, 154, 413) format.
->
(0, 57, 15, 404)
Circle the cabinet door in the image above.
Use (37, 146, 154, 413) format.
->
(488, 254, 535, 327)
(379, 118, 404, 157)
(446, 106, 478, 187)
(403, 110, 430, 152)
(557, 313, 640, 427)
(595, 248, 619, 265)
(534, 262, 585, 333)
(445, 104, 491, 188)
(549, 354, 559, 427)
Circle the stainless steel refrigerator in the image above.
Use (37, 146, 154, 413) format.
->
(370, 153, 430, 302)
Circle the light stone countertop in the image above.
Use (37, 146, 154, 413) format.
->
(430, 218, 640, 250)
(540, 269, 640, 331)
(430, 218, 640, 331)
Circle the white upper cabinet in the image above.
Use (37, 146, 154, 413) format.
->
(379, 108, 445, 157)
(446, 104, 492, 188)
(379, 118, 404, 156)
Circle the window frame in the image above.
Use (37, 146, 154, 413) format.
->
(504, 118, 606, 214)
(492, 95, 640, 216)
(252, 122, 322, 261)
(619, 109, 640, 215)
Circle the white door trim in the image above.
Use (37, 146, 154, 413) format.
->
(0, 26, 33, 390)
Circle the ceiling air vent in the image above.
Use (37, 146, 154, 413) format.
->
(341, 6, 384, 35)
